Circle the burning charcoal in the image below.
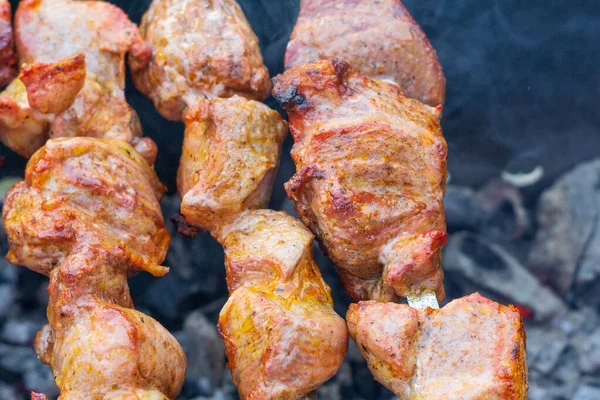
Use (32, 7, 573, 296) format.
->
(577, 279, 600, 309)
(574, 329, 600, 374)
(183, 311, 226, 391)
(526, 307, 600, 400)
(0, 343, 58, 398)
(557, 307, 599, 336)
(573, 385, 600, 400)
(553, 352, 584, 396)
(527, 369, 567, 400)
(23, 363, 58, 399)
(0, 383, 19, 400)
(315, 359, 353, 400)
(444, 185, 481, 230)
(444, 181, 529, 239)
(474, 179, 530, 239)
(526, 325, 568, 375)
(0, 284, 15, 319)
(529, 159, 600, 293)
(575, 220, 600, 296)
(444, 231, 567, 320)
(316, 383, 341, 400)
(133, 196, 228, 322)
(1, 317, 44, 346)
(189, 391, 234, 400)
(0, 343, 38, 375)
(0, 258, 18, 284)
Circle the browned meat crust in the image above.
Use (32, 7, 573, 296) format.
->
(176, 90, 348, 398)
(0, 0, 149, 159)
(217, 210, 348, 400)
(285, 0, 446, 107)
(3, 138, 186, 399)
(0, 0, 17, 88)
(131, 0, 271, 121)
(178, 95, 287, 234)
(19, 52, 86, 114)
(347, 293, 528, 400)
(273, 59, 447, 302)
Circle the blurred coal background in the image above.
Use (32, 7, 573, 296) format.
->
(1, 0, 599, 399)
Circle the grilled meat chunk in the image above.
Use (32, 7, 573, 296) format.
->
(347, 293, 528, 400)
(285, 0, 445, 107)
(3, 138, 186, 399)
(217, 210, 348, 400)
(131, 0, 271, 121)
(273, 59, 447, 302)
(0, 0, 17, 88)
(178, 95, 287, 234)
(176, 91, 348, 398)
(0, 0, 150, 159)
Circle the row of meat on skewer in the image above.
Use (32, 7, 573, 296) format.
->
(0, 0, 528, 399)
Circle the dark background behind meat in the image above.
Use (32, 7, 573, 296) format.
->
(0, 1, 599, 399)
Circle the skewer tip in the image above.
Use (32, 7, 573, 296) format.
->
(407, 290, 439, 310)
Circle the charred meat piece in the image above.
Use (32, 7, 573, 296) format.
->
(0, 0, 150, 159)
(347, 293, 528, 400)
(273, 59, 447, 302)
(217, 210, 348, 400)
(0, 0, 17, 88)
(131, 0, 271, 121)
(3, 138, 186, 399)
(285, 0, 445, 107)
(178, 95, 287, 234)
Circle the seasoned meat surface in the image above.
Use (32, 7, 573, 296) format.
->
(347, 293, 528, 400)
(4, 137, 169, 275)
(176, 93, 347, 398)
(0, 0, 149, 158)
(217, 210, 348, 400)
(0, 0, 16, 88)
(178, 95, 287, 233)
(285, 0, 445, 107)
(3, 138, 186, 399)
(131, 0, 271, 121)
(19, 52, 87, 114)
(273, 59, 447, 302)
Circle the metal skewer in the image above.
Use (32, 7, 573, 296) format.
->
(407, 289, 439, 310)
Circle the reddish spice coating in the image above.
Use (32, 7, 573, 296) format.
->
(217, 210, 348, 400)
(130, 0, 271, 121)
(273, 59, 447, 302)
(19, 52, 86, 114)
(0, 0, 17, 88)
(0, 0, 150, 159)
(285, 0, 446, 107)
(178, 95, 287, 234)
(347, 293, 528, 400)
(176, 93, 348, 398)
(3, 138, 187, 400)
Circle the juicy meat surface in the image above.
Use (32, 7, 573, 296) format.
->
(3, 137, 169, 275)
(19, 52, 87, 114)
(347, 293, 528, 400)
(285, 0, 446, 107)
(0, 0, 17, 88)
(178, 95, 287, 234)
(273, 59, 447, 302)
(176, 95, 347, 397)
(131, 0, 271, 121)
(217, 210, 348, 400)
(3, 138, 186, 399)
(0, 0, 149, 158)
